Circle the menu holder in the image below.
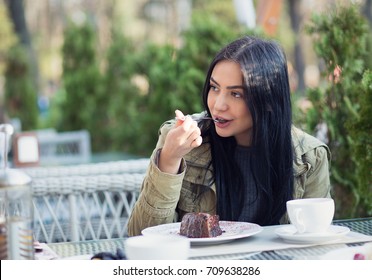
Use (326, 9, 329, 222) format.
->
(12, 132, 40, 167)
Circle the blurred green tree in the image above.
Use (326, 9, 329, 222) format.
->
(4, 0, 40, 97)
(348, 71, 372, 216)
(306, 4, 371, 218)
(4, 44, 38, 130)
(59, 20, 103, 151)
(103, 27, 144, 153)
(0, 2, 17, 72)
(0, 2, 18, 123)
(132, 42, 181, 156)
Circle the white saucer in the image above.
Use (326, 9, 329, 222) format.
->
(275, 225, 350, 244)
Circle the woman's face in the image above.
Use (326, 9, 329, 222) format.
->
(207, 60, 253, 146)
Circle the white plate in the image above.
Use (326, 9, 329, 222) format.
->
(275, 225, 350, 244)
(142, 221, 263, 245)
(320, 243, 372, 260)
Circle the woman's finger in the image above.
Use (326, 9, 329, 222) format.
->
(175, 109, 185, 126)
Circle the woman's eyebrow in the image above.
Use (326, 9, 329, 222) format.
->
(210, 77, 220, 86)
(210, 77, 244, 90)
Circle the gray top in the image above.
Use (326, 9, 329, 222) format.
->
(234, 145, 266, 223)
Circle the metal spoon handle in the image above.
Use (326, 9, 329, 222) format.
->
(176, 115, 214, 123)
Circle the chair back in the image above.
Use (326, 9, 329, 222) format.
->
(12, 129, 92, 167)
(32, 173, 145, 243)
(38, 130, 91, 166)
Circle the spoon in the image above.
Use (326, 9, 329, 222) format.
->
(176, 115, 219, 123)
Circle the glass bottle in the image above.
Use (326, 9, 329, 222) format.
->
(0, 124, 34, 260)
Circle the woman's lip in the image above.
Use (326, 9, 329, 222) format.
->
(213, 115, 229, 120)
(213, 116, 232, 123)
(215, 119, 231, 128)
(212, 116, 233, 128)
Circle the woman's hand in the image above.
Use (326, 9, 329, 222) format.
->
(158, 110, 202, 174)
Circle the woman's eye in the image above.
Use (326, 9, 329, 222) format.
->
(210, 85, 219, 92)
(231, 91, 243, 98)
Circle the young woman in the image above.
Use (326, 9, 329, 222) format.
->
(127, 36, 331, 236)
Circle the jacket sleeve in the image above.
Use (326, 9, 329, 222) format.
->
(127, 122, 186, 236)
(280, 145, 331, 225)
(302, 145, 332, 198)
(281, 128, 332, 224)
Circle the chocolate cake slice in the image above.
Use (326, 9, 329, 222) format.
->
(179, 212, 223, 238)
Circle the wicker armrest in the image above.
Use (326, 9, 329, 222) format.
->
(31, 173, 145, 196)
(22, 158, 150, 178)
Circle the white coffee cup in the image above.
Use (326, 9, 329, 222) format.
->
(286, 198, 335, 234)
(124, 234, 190, 260)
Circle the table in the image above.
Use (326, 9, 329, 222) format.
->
(46, 217, 372, 260)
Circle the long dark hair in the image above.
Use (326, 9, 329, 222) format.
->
(201, 36, 293, 225)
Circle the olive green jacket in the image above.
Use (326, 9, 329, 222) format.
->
(127, 116, 332, 236)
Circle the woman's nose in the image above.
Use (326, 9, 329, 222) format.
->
(213, 93, 228, 111)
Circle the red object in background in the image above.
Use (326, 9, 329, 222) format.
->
(256, 0, 283, 36)
(353, 253, 366, 260)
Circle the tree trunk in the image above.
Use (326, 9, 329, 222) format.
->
(5, 0, 31, 45)
(362, 0, 372, 69)
(362, 0, 372, 26)
(4, 0, 40, 93)
(288, 0, 305, 94)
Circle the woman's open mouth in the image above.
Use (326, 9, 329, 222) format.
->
(214, 117, 230, 123)
(213, 117, 232, 128)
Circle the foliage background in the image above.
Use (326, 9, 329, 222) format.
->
(305, 4, 371, 218)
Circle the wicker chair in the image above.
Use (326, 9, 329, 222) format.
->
(28, 158, 150, 243)
(32, 173, 146, 243)
(23, 158, 149, 178)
